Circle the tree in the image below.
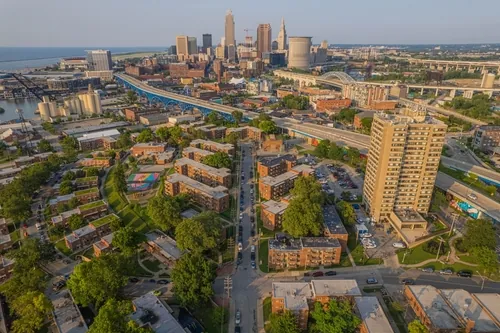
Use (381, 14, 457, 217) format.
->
(68, 196, 81, 209)
(61, 136, 79, 157)
(408, 319, 429, 333)
(224, 132, 240, 145)
(171, 253, 216, 307)
(167, 125, 182, 143)
(156, 127, 170, 142)
(117, 132, 133, 149)
(206, 111, 220, 124)
(336, 200, 356, 226)
(463, 219, 496, 251)
(10, 291, 53, 333)
(249, 113, 271, 128)
(267, 311, 300, 333)
(68, 214, 86, 230)
(360, 117, 373, 133)
(113, 226, 146, 256)
(89, 299, 151, 333)
(259, 120, 278, 134)
(175, 212, 222, 252)
(201, 152, 232, 169)
(0, 194, 31, 222)
(147, 196, 183, 231)
(332, 108, 357, 124)
(341, 191, 351, 201)
(232, 110, 243, 124)
(113, 162, 127, 193)
(431, 190, 448, 212)
(62, 170, 76, 181)
(121, 91, 139, 106)
(485, 185, 497, 196)
(471, 246, 499, 275)
(282, 176, 324, 237)
(308, 299, 361, 333)
(136, 129, 154, 143)
(86, 167, 100, 177)
(59, 179, 74, 195)
(67, 254, 128, 308)
(281, 95, 310, 110)
(37, 139, 53, 153)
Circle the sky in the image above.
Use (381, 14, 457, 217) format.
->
(1, 0, 500, 47)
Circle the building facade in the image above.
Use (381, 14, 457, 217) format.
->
(175, 157, 232, 188)
(87, 50, 112, 71)
(473, 125, 500, 153)
(190, 139, 235, 155)
(182, 147, 214, 162)
(259, 165, 314, 200)
(258, 154, 297, 177)
(277, 18, 287, 51)
(261, 200, 288, 230)
(257, 24, 272, 58)
(224, 10, 236, 49)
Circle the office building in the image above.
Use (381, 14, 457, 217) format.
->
(405, 285, 500, 333)
(258, 154, 297, 177)
(188, 37, 197, 55)
(182, 147, 214, 162)
(176, 36, 189, 56)
(59, 57, 89, 71)
(190, 139, 235, 155)
(224, 10, 236, 48)
(164, 173, 229, 213)
(261, 199, 288, 230)
(86, 50, 112, 71)
(269, 236, 343, 271)
(175, 157, 232, 188)
(363, 110, 447, 222)
(259, 164, 314, 200)
(473, 125, 500, 153)
(288, 37, 312, 70)
(202, 34, 212, 53)
(257, 24, 272, 57)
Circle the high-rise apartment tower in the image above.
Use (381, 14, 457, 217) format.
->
(362, 110, 447, 222)
(86, 50, 112, 71)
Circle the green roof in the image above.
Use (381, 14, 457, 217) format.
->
(74, 187, 100, 196)
(91, 214, 119, 227)
(78, 200, 106, 211)
(75, 176, 98, 184)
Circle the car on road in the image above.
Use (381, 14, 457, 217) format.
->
(239, 212, 243, 218)
(157, 280, 169, 284)
(401, 278, 415, 285)
(129, 278, 139, 283)
(251, 229, 255, 237)
(149, 279, 156, 283)
(457, 270, 472, 278)
(468, 193, 477, 200)
(238, 242, 243, 251)
(251, 261, 256, 269)
(235, 310, 241, 325)
(439, 269, 453, 275)
(312, 271, 324, 277)
(392, 242, 406, 248)
(325, 271, 337, 276)
(251, 253, 256, 261)
(421, 267, 434, 273)
(366, 278, 378, 284)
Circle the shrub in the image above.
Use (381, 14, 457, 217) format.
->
(422, 239, 449, 255)
(454, 238, 468, 253)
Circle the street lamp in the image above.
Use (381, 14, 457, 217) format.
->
(476, 271, 486, 291)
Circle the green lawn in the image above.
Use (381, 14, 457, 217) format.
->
(263, 297, 272, 323)
(193, 305, 228, 333)
(9, 230, 20, 243)
(256, 206, 279, 238)
(326, 252, 352, 268)
(128, 258, 154, 277)
(259, 239, 269, 273)
(55, 239, 72, 256)
(350, 245, 383, 266)
(397, 242, 436, 265)
(142, 259, 162, 272)
(439, 164, 497, 199)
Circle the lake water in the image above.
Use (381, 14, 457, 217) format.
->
(0, 98, 39, 122)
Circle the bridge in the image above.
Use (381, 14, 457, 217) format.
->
(408, 59, 500, 72)
(441, 156, 500, 188)
(274, 70, 356, 89)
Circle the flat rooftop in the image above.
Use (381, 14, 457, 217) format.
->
(272, 282, 312, 311)
(132, 142, 167, 149)
(323, 205, 348, 235)
(311, 279, 361, 297)
(77, 129, 120, 142)
(259, 154, 296, 167)
(175, 157, 231, 178)
(49, 193, 75, 206)
(64, 121, 128, 136)
(406, 285, 461, 330)
(301, 237, 341, 249)
(440, 289, 500, 332)
(261, 200, 289, 215)
(393, 209, 427, 223)
(145, 231, 182, 260)
(180, 208, 200, 219)
(131, 293, 185, 333)
(260, 171, 298, 186)
(182, 146, 214, 157)
(269, 237, 302, 251)
(166, 173, 228, 199)
(291, 164, 314, 175)
(190, 139, 234, 151)
(472, 293, 500, 325)
(51, 290, 88, 333)
(355, 297, 394, 333)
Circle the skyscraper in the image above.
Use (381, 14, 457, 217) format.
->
(86, 50, 112, 71)
(277, 17, 287, 51)
(225, 10, 235, 48)
(202, 34, 212, 53)
(176, 36, 189, 56)
(257, 24, 272, 58)
(362, 109, 447, 222)
(188, 37, 198, 55)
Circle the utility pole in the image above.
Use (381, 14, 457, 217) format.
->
(476, 271, 486, 291)
(222, 276, 233, 333)
(436, 237, 444, 261)
(449, 213, 458, 236)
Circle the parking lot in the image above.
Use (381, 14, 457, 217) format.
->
(318, 163, 363, 197)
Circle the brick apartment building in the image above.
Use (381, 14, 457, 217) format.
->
(196, 125, 227, 140)
(353, 111, 376, 130)
(323, 205, 349, 251)
(190, 139, 235, 155)
(124, 107, 163, 122)
(51, 200, 108, 227)
(261, 200, 289, 230)
(315, 98, 352, 112)
(169, 62, 207, 78)
(0, 257, 14, 283)
(14, 152, 52, 168)
(0, 219, 12, 251)
(165, 173, 229, 213)
(144, 230, 182, 267)
(226, 126, 263, 141)
(473, 125, 500, 153)
(49, 187, 100, 212)
(75, 176, 99, 189)
(259, 164, 314, 200)
(79, 157, 113, 168)
(93, 233, 113, 257)
(131, 143, 168, 157)
(257, 154, 297, 177)
(182, 147, 214, 162)
(175, 158, 232, 188)
(65, 214, 116, 251)
(268, 235, 342, 270)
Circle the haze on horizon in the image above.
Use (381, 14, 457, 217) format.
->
(2, 0, 499, 47)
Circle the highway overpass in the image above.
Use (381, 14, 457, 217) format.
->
(408, 59, 500, 72)
(441, 156, 500, 187)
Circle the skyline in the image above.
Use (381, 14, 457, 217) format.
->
(1, 0, 500, 47)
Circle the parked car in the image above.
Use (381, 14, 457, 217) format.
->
(129, 277, 139, 283)
(238, 242, 243, 251)
(457, 270, 472, 278)
(360, 233, 372, 238)
(312, 271, 324, 277)
(235, 327, 241, 333)
(401, 278, 415, 285)
(421, 267, 434, 273)
(237, 252, 243, 261)
(325, 271, 337, 276)
(392, 242, 406, 248)
(251, 245, 255, 253)
(235, 310, 241, 325)
(366, 278, 378, 284)
(251, 253, 256, 261)
(251, 229, 255, 237)
(439, 269, 453, 275)
(251, 261, 256, 269)
(157, 280, 169, 284)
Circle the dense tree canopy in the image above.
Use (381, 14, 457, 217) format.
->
(336, 200, 356, 226)
(37, 139, 53, 153)
(116, 132, 133, 149)
(121, 91, 139, 106)
(175, 211, 222, 252)
(112, 162, 128, 193)
(171, 253, 216, 307)
(308, 299, 361, 333)
(201, 152, 232, 169)
(331, 108, 357, 123)
(281, 95, 310, 110)
(59, 179, 74, 195)
(156, 126, 170, 142)
(408, 319, 429, 333)
(463, 219, 496, 251)
(282, 176, 324, 237)
(267, 311, 300, 333)
(444, 94, 492, 120)
(136, 129, 154, 143)
(360, 117, 373, 134)
(147, 195, 185, 231)
(10, 291, 53, 333)
(249, 113, 272, 128)
(68, 214, 86, 230)
(232, 110, 243, 124)
(259, 120, 279, 134)
(89, 299, 151, 333)
(61, 136, 79, 157)
(113, 226, 146, 256)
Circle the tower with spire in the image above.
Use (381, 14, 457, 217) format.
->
(277, 17, 287, 51)
(225, 10, 236, 49)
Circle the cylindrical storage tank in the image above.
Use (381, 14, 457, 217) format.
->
(38, 102, 51, 121)
(48, 102, 58, 117)
(288, 37, 312, 70)
(93, 94, 102, 114)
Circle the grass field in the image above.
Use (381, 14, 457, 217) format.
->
(397, 242, 436, 265)
(142, 259, 162, 272)
(193, 305, 228, 333)
(259, 239, 269, 273)
(55, 239, 72, 256)
(263, 297, 272, 323)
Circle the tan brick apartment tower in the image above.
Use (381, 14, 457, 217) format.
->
(363, 110, 447, 222)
